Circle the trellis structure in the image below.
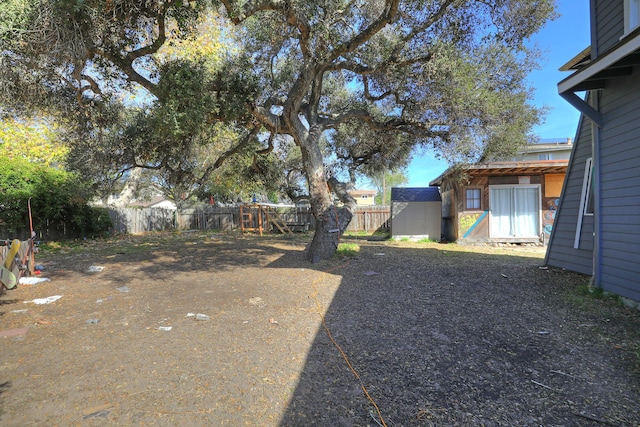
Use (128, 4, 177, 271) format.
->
(239, 203, 298, 235)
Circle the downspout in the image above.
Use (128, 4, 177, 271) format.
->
(568, 0, 601, 288)
(591, 93, 602, 290)
(589, 0, 600, 290)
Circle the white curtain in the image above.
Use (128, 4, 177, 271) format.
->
(491, 186, 539, 237)
(491, 188, 514, 237)
(513, 188, 539, 237)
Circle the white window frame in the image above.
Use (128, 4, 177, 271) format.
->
(574, 157, 593, 248)
(581, 157, 594, 217)
(624, 0, 640, 35)
(464, 187, 482, 211)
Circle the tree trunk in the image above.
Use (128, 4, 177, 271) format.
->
(306, 205, 353, 263)
(303, 159, 357, 263)
(294, 126, 356, 262)
(112, 167, 144, 207)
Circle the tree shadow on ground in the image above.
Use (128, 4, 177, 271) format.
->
(271, 242, 640, 426)
(40, 232, 311, 283)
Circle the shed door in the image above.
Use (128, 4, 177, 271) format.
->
(489, 186, 540, 238)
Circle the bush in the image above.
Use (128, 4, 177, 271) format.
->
(0, 156, 112, 238)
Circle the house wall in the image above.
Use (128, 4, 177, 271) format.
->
(349, 191, 377, 206)
(440, 188, 456, 241)
(548, 1, 640, 301)
(355, 195, 375, 206)
(517, 147, 572, 162)
(545, 112, 595, 275)
(150, 200, 177, 210)
(391, 201, 442, 240)
(455, 176, 489, 243)
(518, 151, 572, 161)
(597, 68, 640, 301)
(594, 0, 624, 55)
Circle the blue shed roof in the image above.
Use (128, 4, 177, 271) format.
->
(391, 187, 441, 202)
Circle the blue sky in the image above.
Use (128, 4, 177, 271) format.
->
(404, 0, 591, 187)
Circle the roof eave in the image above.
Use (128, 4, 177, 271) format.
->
(430, 161, 568, 184)
(558, 32, 640, 94)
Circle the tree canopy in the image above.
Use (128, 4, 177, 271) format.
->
(369, 171, 409, 206)
(0, 117, 69, 165)
(0, 0, 557, 261)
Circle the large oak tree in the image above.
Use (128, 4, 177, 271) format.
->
(0, 0, 556, 261)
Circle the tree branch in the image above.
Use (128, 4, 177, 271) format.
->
(213, 126, 261, 170)
(92, 4, 171, 97)
(326, 108, 449, 139)
(256, 133, 275, 155)
(327, 0, 400, 62)
(221, 0, 282, 23)
(253, 105, 288, 134)
(327, 177, 356, 211)
(220, 0, 311, 58)
(397, 0, 458, 45)
(362, 75, 406, 105)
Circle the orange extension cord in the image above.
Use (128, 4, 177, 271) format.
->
(311, 262, 388, 427)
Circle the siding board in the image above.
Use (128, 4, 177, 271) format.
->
(597, 67, 640, 299)
(601, 146, 640, 165)
(595, 0, 624, 54)
(602, 267, 640, 288)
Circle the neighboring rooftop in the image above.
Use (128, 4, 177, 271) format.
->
(534, 137, 573, 145)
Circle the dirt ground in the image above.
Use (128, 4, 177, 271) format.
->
(1, 231, 639, 427)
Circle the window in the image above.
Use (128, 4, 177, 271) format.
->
(538, 153, 550, 160)
(465, 188, 482, 210)
(574, 157, 594, 248)
(625, 0, 640, 34)
(581, 157, 594, 216)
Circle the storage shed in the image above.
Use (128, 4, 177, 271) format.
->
(390, 187, 442, 241)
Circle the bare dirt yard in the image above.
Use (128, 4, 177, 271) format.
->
(1, 231, 639, 426)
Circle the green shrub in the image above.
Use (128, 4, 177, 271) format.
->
(0, 155, 111, 238)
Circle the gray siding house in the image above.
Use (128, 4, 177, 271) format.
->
(545, 0, 640, 302)
(390, 187, 441, 241)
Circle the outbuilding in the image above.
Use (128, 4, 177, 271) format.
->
(429, 161, 568, 245)
(390, 187, 442, 241)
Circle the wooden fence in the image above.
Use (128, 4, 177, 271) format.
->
(347, 207, 391, 233)
(108, 207, 177, 234)
(2, 206, 391, 239)
(108, 205, 390, 234)
(175, 208, 240, 231)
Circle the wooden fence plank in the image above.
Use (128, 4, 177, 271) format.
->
(2, 206, 391, 240)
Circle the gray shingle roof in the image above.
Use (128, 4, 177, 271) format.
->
(391, 187, 441, 202)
